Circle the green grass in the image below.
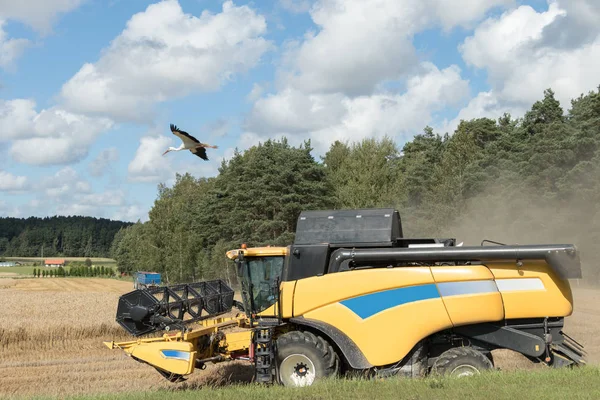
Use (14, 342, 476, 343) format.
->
(19, 366, 600, 400)
(0, 266, 70, 275)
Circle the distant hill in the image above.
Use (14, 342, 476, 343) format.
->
(0, 216, 133, 258)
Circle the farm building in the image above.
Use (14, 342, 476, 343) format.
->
(0, 261, 17, 267)
(44, 259, 65, 267)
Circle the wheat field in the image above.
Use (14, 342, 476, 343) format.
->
(0, 277, 598, 399)
(0, 278, 252, 399)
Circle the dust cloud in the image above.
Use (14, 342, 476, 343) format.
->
(439, 185, 600, 287)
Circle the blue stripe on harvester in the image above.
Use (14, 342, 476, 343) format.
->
(340, 284, 440, 320)
(161, 350, 190, 361)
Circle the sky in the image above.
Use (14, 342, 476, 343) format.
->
(0, 0, 599, 223)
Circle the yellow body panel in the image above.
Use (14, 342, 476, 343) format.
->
(128, 341, 196, 375)
(292, 267, 453, 366)
(293, 267, 435, 316)
(289, 263, 573, 366)
(488, 261, 574, 318)
(254, 281, 296, 318)
(279, 280, 296, 318)
(430, 265, 495, 282)
(220, 330, 252, 353)
(430, 266, 505, 326)
(304, 298, 452, 366)
(440, 293, 504, 326)
(226, 246, 288, 260)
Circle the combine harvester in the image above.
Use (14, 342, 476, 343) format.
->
(105, 208, 586, 387)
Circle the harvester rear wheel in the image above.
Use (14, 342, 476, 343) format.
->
(431, 347, 493, 378)
(275, 330, 340, 387)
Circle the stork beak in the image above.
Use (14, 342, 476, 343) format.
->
(162, 150, 169, 156)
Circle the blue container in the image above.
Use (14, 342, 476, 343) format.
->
(135, 272, 161, 285)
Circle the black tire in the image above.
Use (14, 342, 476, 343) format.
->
(431, 347, 493, 378)
(275, 330, 340, 387)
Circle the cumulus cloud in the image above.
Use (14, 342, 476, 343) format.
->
(128, 135, 174, 183)
(0, 99, 113, 166)
(437, 91, 527, 134)
(458, 1, 600, 113)
(78, 189, 125, 207)
(0, 170, 28, 192)
(0, 1, 84, 69)
(538, 0, 600, 49)
(0, 0, 84, 33)
(39, 167, 92, 198)
(0, 21, 30, 69)
(89, 147, 119, 177)
(246, 62, 469, 154)
(60, 0, 272, 121)
(242, 0, 510, 154)
(278, 0, 314, 14)
(112, 204, 147, 222)
(277, 0, 510, 96)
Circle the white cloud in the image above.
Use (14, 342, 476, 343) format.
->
(0, 20, 30, 69)
(437, 91, 526, 134)
(112, 204, 147, 222)
(0, 0, 84, 69)
(78, 189, 125, 207)
(246, 88, 347, 134)
(89, 147, 119, 177)
(278, 0, 510, 96)
(60, 0, 272, 121)
(0, 170, 28, 192)
(460, 3, 565, 83)
(40, 167, 91, 198)
(0, 0, 83, 33)
(429, 0, 514, 31)
(0, 99, 113, 166)
(128, 135, 174, 183)
(278, 0, 314, 14)
(246, 82, 265, 103)
(246, 62, 469, 154)
(458, 1, 600, 112)
(0, 99, 38, 140)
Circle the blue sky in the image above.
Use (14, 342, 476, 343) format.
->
(1, 0, 598, 222)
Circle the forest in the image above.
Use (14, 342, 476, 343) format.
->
(110, 86, 600, 286)
(0, 216, 132, 258)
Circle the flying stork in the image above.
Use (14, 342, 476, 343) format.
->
(162, 124, 218, 161)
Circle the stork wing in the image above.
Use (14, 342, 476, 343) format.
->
(170, 124, 200, 147)
(190, 146, 208, 161)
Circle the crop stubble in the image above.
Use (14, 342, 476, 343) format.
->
(0, 278, 598, 398)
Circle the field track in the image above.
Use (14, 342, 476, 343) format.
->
(0, 278, 598, 399)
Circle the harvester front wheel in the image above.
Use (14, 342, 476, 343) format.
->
(431, 347, 493, 378)
(275, 331, 340, 387)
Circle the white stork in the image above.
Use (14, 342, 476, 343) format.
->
(162, 124, 218, 161)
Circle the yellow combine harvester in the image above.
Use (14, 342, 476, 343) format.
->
(105, 208, 586, 387)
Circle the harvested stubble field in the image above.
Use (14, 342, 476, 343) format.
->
(1, 278, 599, 400)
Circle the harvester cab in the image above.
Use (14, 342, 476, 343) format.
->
(105, 208, 586, 388)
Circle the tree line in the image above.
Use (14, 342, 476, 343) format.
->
(31, 265, 116, 278)
(0, 216, 132, 258)
(88, 86, 600, 285)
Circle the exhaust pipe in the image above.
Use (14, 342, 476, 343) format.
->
(327, 244, 581, 280)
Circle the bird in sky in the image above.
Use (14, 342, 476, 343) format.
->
(162, 124, 218, 161)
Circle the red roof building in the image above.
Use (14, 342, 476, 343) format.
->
(44, 259, 65, 267)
